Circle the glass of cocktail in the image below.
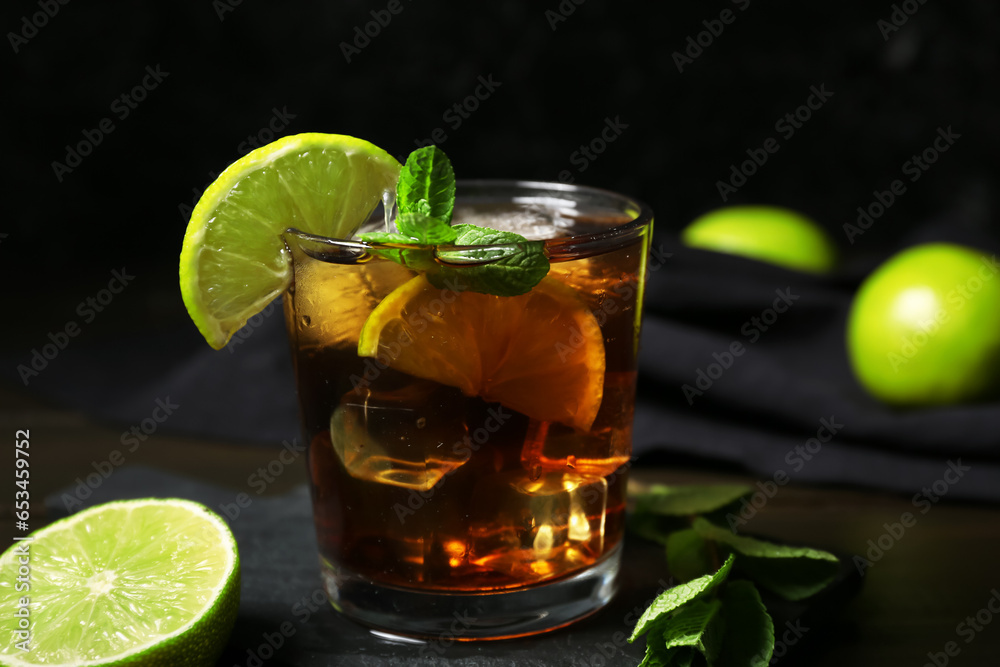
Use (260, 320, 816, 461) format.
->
(179, 134, 652, 641)
(282, 180, 653, 639)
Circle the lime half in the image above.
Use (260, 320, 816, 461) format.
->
(0, 498, 240, 667)
(180, 133, 402, 348)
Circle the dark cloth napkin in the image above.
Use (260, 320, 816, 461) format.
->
(10, 233, 1000, 501)
(633, 239, 1000, 501)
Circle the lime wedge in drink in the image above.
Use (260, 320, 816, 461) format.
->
(0, 499, 240, 667)
(358, 274, 606, 431)
(180, 133, 402, 348)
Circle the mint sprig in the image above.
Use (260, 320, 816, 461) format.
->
(627, 484, 841, 666)
(358, 145, 550, 296)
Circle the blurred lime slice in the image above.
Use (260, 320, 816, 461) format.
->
(0, 498, 240, 667)
(180, 133, 402, 348)
(682, 205, 837, 274)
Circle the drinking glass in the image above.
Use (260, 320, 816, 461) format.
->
(282, 180, 653, 639)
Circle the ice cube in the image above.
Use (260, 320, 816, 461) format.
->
(468, 471, 607, 579)
(329, 381, 470, 491)
(520, 371, 634, 477)
(452, 202, 572, 241)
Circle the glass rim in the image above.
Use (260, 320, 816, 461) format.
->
(283, 179, 654, 262)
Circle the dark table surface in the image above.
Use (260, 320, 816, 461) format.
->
(4, 385, 999, 666)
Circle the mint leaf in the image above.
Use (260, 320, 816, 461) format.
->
(629, 554, 734, 642)
(640, 645, 701, 667)
(633, 484, 753, 517)
(665, 529, 713, 583)
(637, 640, 675, 667)
(629, 485, 753, 545)
(737, 557, 840, 602)
(693, 518, 839, 562)
(358, 231, 413, 244)
(357, 231, 416, 265)
(431, 224, 549, 297)
(716, 581, 774, 667)
(397, 145, 456, 222)
(395, 211, 458, 244)
(358, 232, 438, 272)
(662, 598, 724, 661)
(693, 518, 839, 600)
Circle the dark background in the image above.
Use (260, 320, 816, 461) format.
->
(4, 1, 1000, 495)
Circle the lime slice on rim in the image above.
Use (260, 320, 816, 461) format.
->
(0, 498, 240, 667)
(180, 133, 402, 349)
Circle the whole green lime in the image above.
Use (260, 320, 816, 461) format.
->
(847, 243, 1000, 405)
(681, 205, 837, 273)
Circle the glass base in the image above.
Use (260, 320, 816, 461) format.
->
(320, 543, 622, 642)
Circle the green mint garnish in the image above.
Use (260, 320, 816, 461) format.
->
(715, 581, 775, 666)
(633, 484, 753, 517)
(629, 554, 734, 642)
(692, 518, 839, 601)
(665, 529, 713, 583)
(661, 598, 723, 660)
(628, 484, 753, 546)
(359, 145, 549, 297)
(357, 232, 412, 245)
(353, 231, 438, 272)
(395, 211, 458, 244)
(396, 145, 456, 223)
(430, 224, 549, 297)
(627, 484, 843, 666)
